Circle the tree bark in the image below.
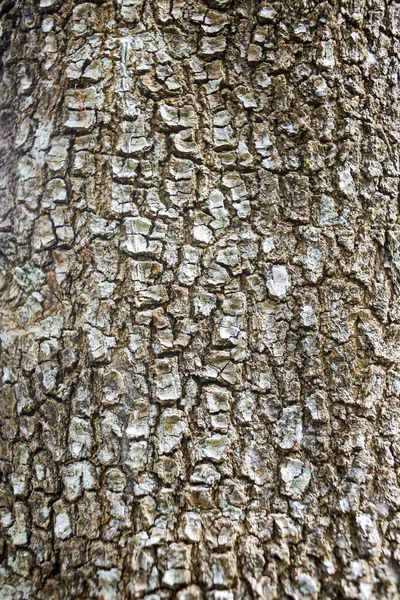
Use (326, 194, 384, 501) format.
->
(1, 0, 400, 598)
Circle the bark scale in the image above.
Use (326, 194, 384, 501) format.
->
(1, 0, 400, 598)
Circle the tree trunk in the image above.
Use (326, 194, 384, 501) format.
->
(1, 0, 400, 598)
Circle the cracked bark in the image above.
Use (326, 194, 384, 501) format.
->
(1, 0, 400, 598)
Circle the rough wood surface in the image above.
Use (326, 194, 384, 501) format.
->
(1, 0, 400, 598)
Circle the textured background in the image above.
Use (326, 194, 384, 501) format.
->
(1, 0, 400, 598)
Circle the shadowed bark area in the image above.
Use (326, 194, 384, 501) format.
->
(1, 0, 400, 598)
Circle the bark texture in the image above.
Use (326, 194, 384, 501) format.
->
(1, 0, 400, 598)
